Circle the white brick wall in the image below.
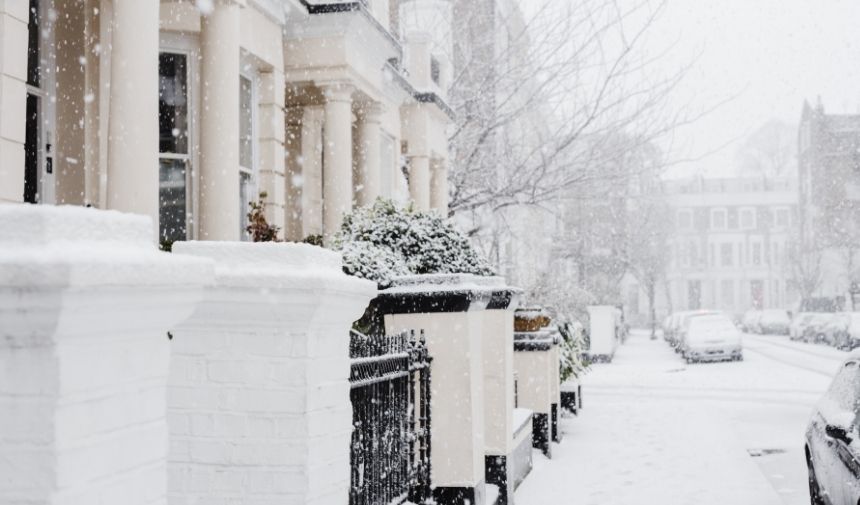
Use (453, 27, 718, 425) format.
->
(0, 205, 211, 505)
(168, 241, 375, 505)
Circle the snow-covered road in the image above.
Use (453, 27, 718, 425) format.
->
(515, 330, 847, 505)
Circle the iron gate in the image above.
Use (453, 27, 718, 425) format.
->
(349, 329, 432, 505)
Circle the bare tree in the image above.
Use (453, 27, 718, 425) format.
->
(447, 0, 695, 223)
(787, 233, 823, 301)
(627, 189, 672, 338)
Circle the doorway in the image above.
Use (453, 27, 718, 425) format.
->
(23, 0, 54, 204)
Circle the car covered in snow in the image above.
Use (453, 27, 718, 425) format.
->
(790, 312, 816, 341)
(679, 313, 743, 363)
(741, 309, 763, 333)
(805, 354, 860, 505)
(757, 309, 791, 335)
(821, 312, 860, 350)
(672, 310, 722, 352)
(804, 313, 837, 344)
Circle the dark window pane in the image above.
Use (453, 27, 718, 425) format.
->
(239, 76, 253, 169)
(159, 158, 187, 242)
(159, 53, 189, 154)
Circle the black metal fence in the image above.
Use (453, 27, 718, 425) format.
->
(349, 329, 432, 505)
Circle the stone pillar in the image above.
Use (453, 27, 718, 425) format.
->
(408, 155, 431, 211)
(167, 241, 376, 505)
(355, 103, 384, 207)
(303, 106, 325, 238)
(258, 69, 286, 237)
(513, 330, 557, 458)
(477, 278, 521, 505)
(430, 158, 449, 215)
(0, 2, 27, 202)
(550, 331, 562, 443)
(0, 204, 211, 505)
(375, 274, 492, 505)
(198, 0, 240, 240)
(284, 106, 304, 241)
(106, 0, 160, 226)
(321, 83, 354, 241)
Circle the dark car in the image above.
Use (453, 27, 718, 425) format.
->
(805, 354, 860, 504)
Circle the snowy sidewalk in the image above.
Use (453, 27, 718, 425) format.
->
(514, 331, 826, 505)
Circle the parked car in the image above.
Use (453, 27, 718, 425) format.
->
(790, 313, 815, 341)
(758, 309, 791, 335)
(825, 312, 860, 350)
(680, 313, 743, 363)
(805, 354, 860, 504)
(804, 313, 837, 344)
(661, 315, 672, 342)
(673, 310, 722, 351)
(741, 309, 763, 333)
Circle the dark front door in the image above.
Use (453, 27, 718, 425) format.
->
(24, 93, 39, 203)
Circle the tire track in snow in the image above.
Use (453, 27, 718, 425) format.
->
(587, 385, 821, 407)
(744, 335, 849, 361)
(743, 343, 839, 378)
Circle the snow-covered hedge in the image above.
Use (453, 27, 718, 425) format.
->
(558, 320, 590, 382)
(334, 199, 494, 284)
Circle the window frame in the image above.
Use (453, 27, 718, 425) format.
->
(774, 207, 791, 228)
(711, 208, 728, 230)
(739, 206, 757, 230)
(158, 33, 200, 242)
(238, 71, 259, 241)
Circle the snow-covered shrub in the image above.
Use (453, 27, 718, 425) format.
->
(559, 320, 590, 382)
(334, 199, 494, 284)
(339, 240, 411, 284)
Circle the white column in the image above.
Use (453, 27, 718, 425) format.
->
(0, 204, 211, 505)
(198, 0, 240, 240)
(430, 158, 449, 215)
(258, 69, 286, 238)
(355, 103, 384, 207)
(284, 106, 305, 241)
(408, 155, 431, 211)
(106, 0, 160, 226)
(300, 106, 324, 238)
(0, 1, 27, 203)
(321, 83, 354, 241)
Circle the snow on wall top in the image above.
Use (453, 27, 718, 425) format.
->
(0, 204, 212, 288)
(173, 240, 377, 294)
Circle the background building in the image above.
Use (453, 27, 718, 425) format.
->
(658, 176, 799, 316)
(797, 98, 860, 297)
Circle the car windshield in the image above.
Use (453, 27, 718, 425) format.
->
(687, 316, 736, 339)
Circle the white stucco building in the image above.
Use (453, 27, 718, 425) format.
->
(659, 176, 799, 316)
(1, 0, 453, 245)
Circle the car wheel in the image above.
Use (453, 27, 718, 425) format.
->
(807, 455, 826, 505)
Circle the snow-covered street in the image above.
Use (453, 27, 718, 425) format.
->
(516, 329, 847, 505)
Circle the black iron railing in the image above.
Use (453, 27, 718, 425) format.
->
(349, 329, 432, 505)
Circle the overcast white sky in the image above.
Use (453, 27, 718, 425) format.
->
(522, 0, 860, 178)
(657, 0, 860, 178)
